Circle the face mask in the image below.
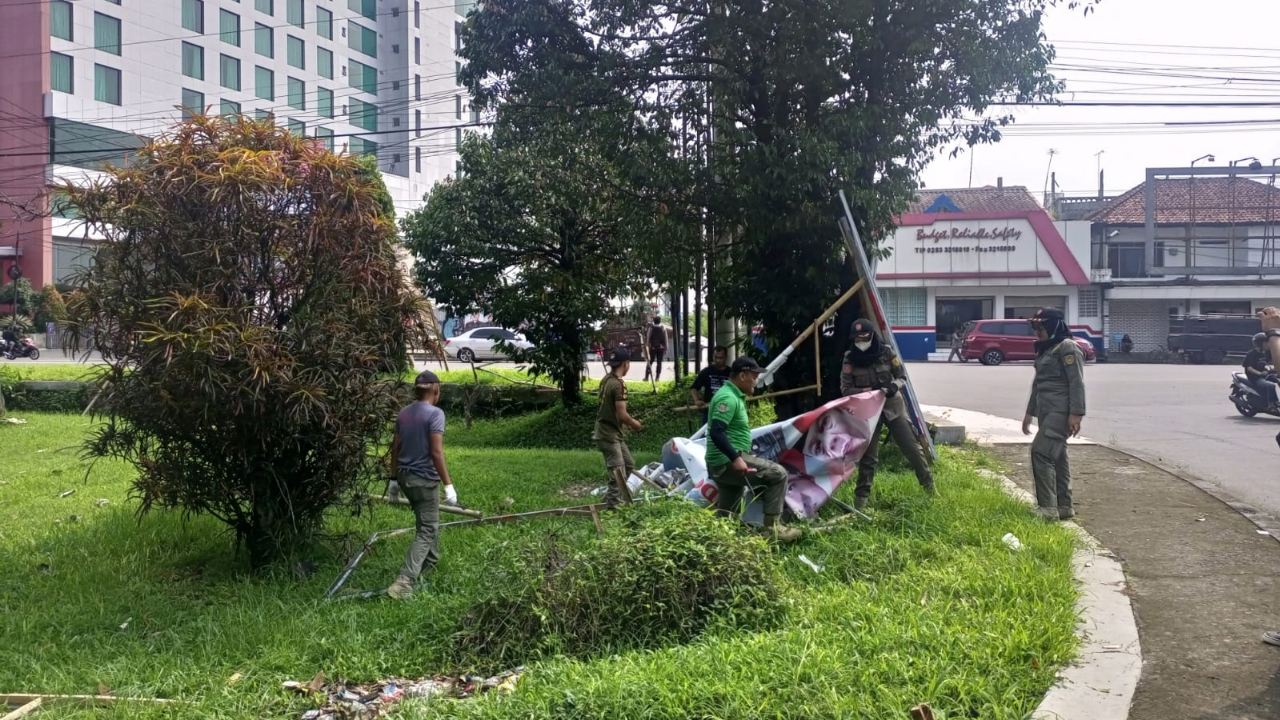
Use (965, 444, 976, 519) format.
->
(854, 340, 872, 351)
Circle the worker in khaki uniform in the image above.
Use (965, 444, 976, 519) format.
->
(594, 349, 643, 508)
(706, 356, 802, 543)
(841, 318, 934, 510)
(1021, 307, 1086, 521)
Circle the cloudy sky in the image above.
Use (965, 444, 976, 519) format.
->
(920, 0, 1280, 199)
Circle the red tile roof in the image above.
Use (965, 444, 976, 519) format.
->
(1090, 177, 1280, 224)
(906, 186, 1043, 214)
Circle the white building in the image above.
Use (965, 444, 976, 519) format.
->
(875, 186, 1099, 360)
(0, 0, 475, 288)
(1089, 176, 1280, 352)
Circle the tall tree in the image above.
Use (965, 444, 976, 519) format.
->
(62, 116, 433, 569)
(402, 106, 677, 405)
(461, 0, 1096, 414)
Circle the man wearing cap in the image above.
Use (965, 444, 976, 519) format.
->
(706, 356, 802, 543)
(385, 370, 458, 599)
(840, 318, 934, 510)
(1022, 307, 1086, 521)
(594, 349, 644, 508)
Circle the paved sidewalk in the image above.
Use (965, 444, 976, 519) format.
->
(989, 443, 1280, 720)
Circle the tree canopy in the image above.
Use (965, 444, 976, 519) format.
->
(459, 0, 1096, 410)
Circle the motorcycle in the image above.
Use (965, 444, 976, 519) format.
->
(1229, 372, 1280, 418)
(2, 336, 40, 361)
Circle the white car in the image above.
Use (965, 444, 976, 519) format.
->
(445, 326, 532, 363)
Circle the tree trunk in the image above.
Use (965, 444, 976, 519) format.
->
(245, 479, 293, 571)
(560, 324, 584, 407)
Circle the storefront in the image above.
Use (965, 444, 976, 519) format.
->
(874, 187, 1099, 360)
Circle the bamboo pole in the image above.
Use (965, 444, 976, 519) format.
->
(813, 321, 822, 397)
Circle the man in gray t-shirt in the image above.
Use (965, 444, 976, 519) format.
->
(386, 370, 458, 599)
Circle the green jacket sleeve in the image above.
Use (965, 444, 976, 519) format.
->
(839, 351, 855, 396)
(1060, 343, 1087, 416)
(1025, 380, 1037, 418)
(885, 348, 906, 391)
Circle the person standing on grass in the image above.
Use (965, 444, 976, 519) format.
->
(644, 316, 668, 382)
(594, 349, 644, 508)
(689, 345, 731, 424)
(706, 356, 802, 543)
(842, 318, 934, 510)
(385, 370, 458, 599)
(1021, 307, 1086, 522)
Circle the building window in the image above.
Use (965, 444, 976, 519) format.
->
(882, 288, 927, 326)
(1200, 301, 1253, 316)
(51, 1, 73, 40)
(51, 53, 74, 94)
(455, 21, 463, 51)
(255, 0, 273, 15)
(349, 0, 375, 21)
(316, 7, 333, 39)
(182, 42, 205, 81)
(220, 99, 241, 117)
(287, 35, 305, 68)
(414, 37, 420, 64)
(415, 75, 421, 101)
(349, 136, 377, 158)
(391, 80, 400, 91)
(317, 47, 333, 79)
(414, 1, 420, 28)
(350, 98, 377, 131)
(392, 116, 400, 127)
(182, 0, 204, 33)
(415, 146, 421, 173)
(455, 94, 461, 120)
(415, 109, 421, 136)
(255, 65, 274, 100)
(286, 0, 303, 27)
(94, 13, 122, 55)
(182, 88, 205, 119)
(255, 109, 273, 120)
(349, 21, 377, 58)
(255, 23, 273, 57)
(94, 64, 122, 105)
(287, 118, 305, 136)
(313, 87, 332, 118)
(349, 59, 377, 95)
(220, 10, 241, 46)
(470, 106, 480, 124)
(392, 44, 400, 55)
(315, 127, 334, 151)
(1078, 289, 1100, 317)
(220, 54, 241, 90)
(455, 61, 461, 84)
(287, 77, 305, 109)
(391, 6, 399, 17)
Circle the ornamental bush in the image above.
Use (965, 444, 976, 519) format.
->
(61, 115, 433, 569)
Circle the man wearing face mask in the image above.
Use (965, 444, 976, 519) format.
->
(840, 318, 934, 510)
(1021, 307, 1086, 521)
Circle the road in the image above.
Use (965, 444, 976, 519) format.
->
(909, 361, 1280, 520)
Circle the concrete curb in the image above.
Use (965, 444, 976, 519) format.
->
(933, 404, 1143, 720)
(978, 469, 1143, 720)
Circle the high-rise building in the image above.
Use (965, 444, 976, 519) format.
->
(0, 0, 476, 288)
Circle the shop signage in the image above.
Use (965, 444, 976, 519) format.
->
(913, 225, 1023, 256)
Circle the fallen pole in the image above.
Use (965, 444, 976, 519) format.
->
(364, 494, 484, 518)
(324, 503, 607, 598)
(1, 694, 175, 708)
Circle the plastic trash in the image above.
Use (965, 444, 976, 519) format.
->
(797, 555, 824, 573)
(1001, 532, 1023, 551)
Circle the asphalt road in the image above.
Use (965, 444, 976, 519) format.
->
(909, 360, 1280, 520)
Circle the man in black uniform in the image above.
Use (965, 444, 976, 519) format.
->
(689, 345, 731, 423)
(1243, 332, 1277, 409)
(840, 318, 934, 510)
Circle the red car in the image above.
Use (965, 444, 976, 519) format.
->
(960, 319, 1096, 366)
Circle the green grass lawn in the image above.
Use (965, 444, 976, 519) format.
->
(3, 363, 102, 382)
(0, 412, 1078, 719)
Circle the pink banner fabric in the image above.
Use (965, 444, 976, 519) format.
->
(662, 392, 886, 520)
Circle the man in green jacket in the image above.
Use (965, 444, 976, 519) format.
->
(706, 356, 801, 543)
(1021, 307, 1086, 521)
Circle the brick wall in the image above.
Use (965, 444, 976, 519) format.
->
(1109, 300, 1173, 351)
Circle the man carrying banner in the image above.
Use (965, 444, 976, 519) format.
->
(706, 357, 802, 543)
(841, 318, 935, 510)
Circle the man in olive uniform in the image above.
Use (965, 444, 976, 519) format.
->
(706, 356, 802, 543)
(840, 318, 934, 510)
(594, 349, 644, 508)
(1021, 307, 1086, 521)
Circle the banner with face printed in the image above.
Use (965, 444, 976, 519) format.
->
(661, 392, 886, 521)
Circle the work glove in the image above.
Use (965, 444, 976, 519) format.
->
(444, 484, 458, 506)
(881, 382, 899, 398)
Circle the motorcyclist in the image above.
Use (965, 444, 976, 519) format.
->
(1243, 332, 1278, 409)
(1, 325, 18, 357)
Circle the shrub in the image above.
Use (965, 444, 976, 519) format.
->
(59, 115, 433, 570)
(34, 285, 68, 329)
(453, 504, 785, 668)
